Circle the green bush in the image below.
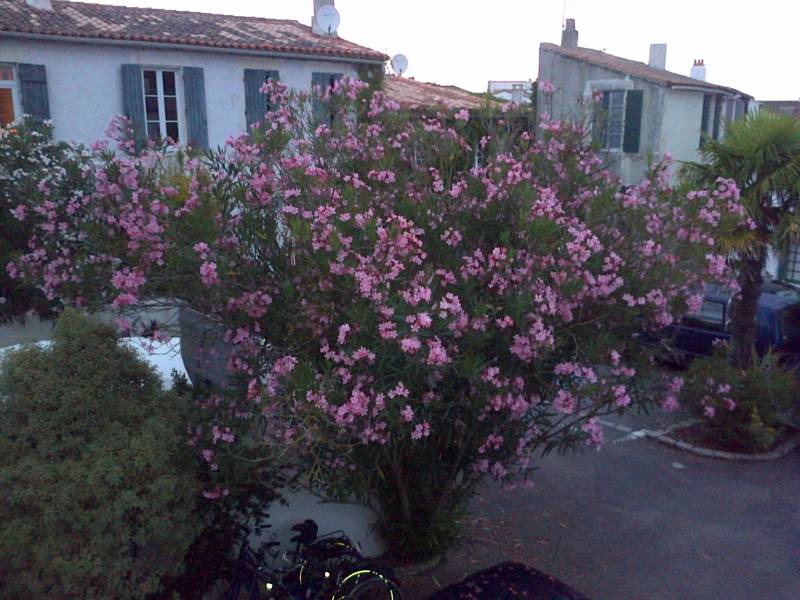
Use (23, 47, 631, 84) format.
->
(0, 310, 202, 599)
(679, 348, 797, 452)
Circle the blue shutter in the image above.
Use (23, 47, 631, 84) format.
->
(311, 72, 343, 125)
(121, 64, 146, 144)
(18, 64, 50, 124)
(244, 69, 279, 129)
(183, 67, 209, 149)
(622, 89, 643, 154)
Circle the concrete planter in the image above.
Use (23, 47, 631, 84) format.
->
(254, 490, 385, 558)
(178, 305, 234, 390)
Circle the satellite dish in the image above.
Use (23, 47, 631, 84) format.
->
(391, 54, 409, 77)
(315, 5, 341, 35)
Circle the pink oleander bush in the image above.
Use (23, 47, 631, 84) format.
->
(7, 79, 752, 561)
(678, 347, 796, 452)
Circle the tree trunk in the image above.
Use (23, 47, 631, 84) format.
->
(731, 248, 766, 368)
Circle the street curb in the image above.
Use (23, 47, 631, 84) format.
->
(647, 420, 800, 461)
(392, 554, 444, 580)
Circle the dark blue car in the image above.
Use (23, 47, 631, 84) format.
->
(670, 284, 800, 365)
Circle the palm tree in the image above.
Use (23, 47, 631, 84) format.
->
(683, 109, 800, 368)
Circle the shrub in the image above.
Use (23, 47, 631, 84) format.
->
(679, 347, 797, 452)
(11, 80, 752, 562)
(0, 310, 202, 599)
(0, 119, 93, 324)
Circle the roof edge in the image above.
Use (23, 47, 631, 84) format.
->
(0, 30, 389, 64)
(539, 42, 751, 99)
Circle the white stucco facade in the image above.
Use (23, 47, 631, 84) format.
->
(0, 37, 364, 147)
(659, 89, 705, 166)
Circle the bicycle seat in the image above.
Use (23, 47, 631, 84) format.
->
(290, 519, 319, 544)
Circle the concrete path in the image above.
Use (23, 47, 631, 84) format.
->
(405, 415, 800, 600)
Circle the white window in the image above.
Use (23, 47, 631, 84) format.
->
(511, 83, 524, 103)
(785, 243, 800, 283)
(142, 69, 182, 142)
(596, 90, 625, 150)
(0, 64, 21, 128)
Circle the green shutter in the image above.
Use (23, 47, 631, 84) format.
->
(700, 94, 712, 148)
(18, 64, 50, 124)
(183, 67, 208, 149)
(712, 95, 722, 140)
(121, 64, 146, 144)
(622, 89, 643, 154)
(311, 72, 343, 125)
(244, 69, 279, 129)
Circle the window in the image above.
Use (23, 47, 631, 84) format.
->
(311, 72, 342, 126)
(781, 306, 800, 343)
(142, 69, 181, 142)
(699, 93, 722, 148)
(0, 64, 20, 127)
(785, 243, 800, 283)
(511, 83, 524, 104)
(594, 90, 625, 150)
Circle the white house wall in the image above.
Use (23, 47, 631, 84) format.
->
(0, 38, 361, 147)
(659, 89, 704, 167)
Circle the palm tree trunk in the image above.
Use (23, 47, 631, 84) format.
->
(731, 248, 766, 368)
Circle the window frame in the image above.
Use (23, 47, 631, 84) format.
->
(785, 243, 800, 284)
(141, 67, 185, 143)
(594, 89, 626, 151)
(0, 63, 22, 127)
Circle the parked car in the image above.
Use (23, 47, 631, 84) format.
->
(667, 283, 800, 366)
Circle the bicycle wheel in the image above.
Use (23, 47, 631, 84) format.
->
(334, 569, 404, 600)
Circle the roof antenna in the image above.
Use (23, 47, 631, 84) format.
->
(562, 0, 567, 28)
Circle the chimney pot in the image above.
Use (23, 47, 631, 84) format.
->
(561, 18, 579, 49)
(648, 43, 667, 70)
(690, 59, 707, 81)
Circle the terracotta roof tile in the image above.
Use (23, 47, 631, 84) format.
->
(540, 43, 751, 98)
(383, 76, 489, 110)
(0, 0, 388, 62)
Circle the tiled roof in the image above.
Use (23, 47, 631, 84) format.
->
(383, 76, 489, 110)
(540, 43, 751, 98)
(760, 100, 800, 119)
(0, 0, 388, 62)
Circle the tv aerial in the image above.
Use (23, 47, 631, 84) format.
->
(391, 53, 409, 77)
(315, 4, 341, 35)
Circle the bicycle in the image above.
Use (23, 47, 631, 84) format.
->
(225, 519, 403, 600)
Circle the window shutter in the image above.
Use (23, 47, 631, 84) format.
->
(18, 64, 50, 124)
(244, 69, 279, 129)
(623, 89, 643, 154)
(699, 94, 712, 148)
(121, 64, 146, 144)
(183, 67, 209, 149)
(712, 95, 722, 140)
(311, 72, 343, 125)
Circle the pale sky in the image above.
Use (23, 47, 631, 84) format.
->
(98, 0, 799, 100)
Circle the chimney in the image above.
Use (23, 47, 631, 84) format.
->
(26, 0, 53, 10)
(690, 59, 706, 81)
(648, 44, 667, 70)
(561, 18, 579, 49)
(312, 0, 335, 35)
